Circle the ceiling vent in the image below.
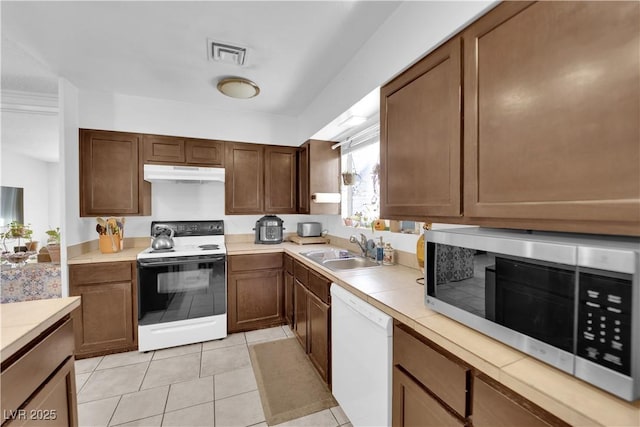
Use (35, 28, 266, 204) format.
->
(208, 40, 247, 66)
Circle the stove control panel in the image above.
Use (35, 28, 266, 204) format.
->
(151, 220, 224, 237)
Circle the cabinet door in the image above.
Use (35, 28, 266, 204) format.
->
(13, 357, 78, 427)
(473, 376, 555, 427)
(70, 280, 135, 357)
(264, 146, 297, 213)
(463, 1, 640, 235)
(225, 142, 264, 214)
(307, 140, 341, 215)
(80, 129, 149, 216)
(142, 134, 186, 163)
(185, 139, 225, 166)
(380, 37, 462, 220)
(307, 291, 330, 384)
(393, 367, 464, 427)
(297, 144, 310, 214)
(308, 269, 330, 304)
(394, 324, 469, 417)
(227, 269, 284, 333)
(284, 271, 294, 326)
(293, 279, 308, 350)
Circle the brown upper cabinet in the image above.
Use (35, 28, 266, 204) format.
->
(463, 1, 640, 235)
(225, 142, 265, 214)
(80, 129, 151, 217)
(380, 36, 462, 220)
(297, 139, 341, 215)
(143, 134, 225, 167)
(225, 142, 298, 215)
(265, 145, 298, 214)
(381, 1, 640, 236)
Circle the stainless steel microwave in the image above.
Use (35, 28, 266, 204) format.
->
(424, 227, 640, 401)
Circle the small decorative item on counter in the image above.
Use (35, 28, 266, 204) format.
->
(376, 237, 384, 264)
(373, 219, 386, 231)
(383, 243, 395, 265)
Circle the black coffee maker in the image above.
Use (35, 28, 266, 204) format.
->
(254, 215, 284, 244)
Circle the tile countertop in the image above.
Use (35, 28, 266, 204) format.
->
(227, 241, 640, 427)
(67, 247, 147, 264)
(66, 240, 640, 425)
(1, 296, 81, 363)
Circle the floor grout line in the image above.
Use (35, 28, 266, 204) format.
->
(105, 395, 122, 427)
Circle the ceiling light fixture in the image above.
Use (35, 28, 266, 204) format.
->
(217, 77, 260, 99)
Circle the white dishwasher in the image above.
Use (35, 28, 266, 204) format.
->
(331, 283, 393, 427)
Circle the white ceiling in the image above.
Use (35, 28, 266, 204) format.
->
(2, 1, 399, 163)
(1, 1, 399, 117)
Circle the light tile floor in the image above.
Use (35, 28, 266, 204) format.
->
(75, 325, 352, 427)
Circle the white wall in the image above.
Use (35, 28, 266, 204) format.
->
(79, 90, 300, 146)
(120, 181, 334, 238)
(47, 162, 61, 231)
(297, 1, 497, 140)
(60, 79, 92, 252)
(0, 150, 57, 245)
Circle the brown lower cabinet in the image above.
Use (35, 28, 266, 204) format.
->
(292, 259, 331, 384)
(227, 253, 285, 333)
(293, 278, 308, 348)
(69, 262, 138, 359)
(393, 367, 463, 427)
(284, 254, 294, 326)
(1, 318, 78, 426)
(306, 290, 330, 382)
(473, 375, 557, 427)
(392, 323, 569, 427)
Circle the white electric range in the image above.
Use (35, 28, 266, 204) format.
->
(137, 220, 227, 352)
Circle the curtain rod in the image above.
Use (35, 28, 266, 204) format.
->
(331, 123, 380, 150)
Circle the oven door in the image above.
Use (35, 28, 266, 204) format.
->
(137, 254, 226, 326)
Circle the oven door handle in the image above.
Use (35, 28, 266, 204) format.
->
(137, 256, 225, 267)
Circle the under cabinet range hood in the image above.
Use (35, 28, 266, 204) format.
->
(143, 164, 225, 183)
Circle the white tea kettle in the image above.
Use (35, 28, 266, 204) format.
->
(152, 227, 175, 250)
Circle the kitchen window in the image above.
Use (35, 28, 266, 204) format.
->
(341, 126, 380, 229)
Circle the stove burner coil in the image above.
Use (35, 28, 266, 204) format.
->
(198, 244, 220, 250)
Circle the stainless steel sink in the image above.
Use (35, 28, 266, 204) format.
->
(322, 257, 380, 270)
(300, 249, 380, 271)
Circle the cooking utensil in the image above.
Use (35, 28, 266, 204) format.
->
(107, 223, 117, 251)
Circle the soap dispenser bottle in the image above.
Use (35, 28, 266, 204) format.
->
(376, 237, 384, 264)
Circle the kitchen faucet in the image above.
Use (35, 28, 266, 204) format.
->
(349, 233, 368, 257)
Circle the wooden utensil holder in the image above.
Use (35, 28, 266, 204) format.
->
(99, 235, 121, 254)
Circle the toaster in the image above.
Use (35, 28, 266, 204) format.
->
(297, 222, 322, 237)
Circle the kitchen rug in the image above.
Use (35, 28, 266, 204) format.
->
(249, 337, 337, 425)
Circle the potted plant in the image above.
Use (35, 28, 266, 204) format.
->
(45, 227, 61, 264)
(2, 221, 33, 252)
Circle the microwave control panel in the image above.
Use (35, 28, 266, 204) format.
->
(576, 271, 632, 376)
